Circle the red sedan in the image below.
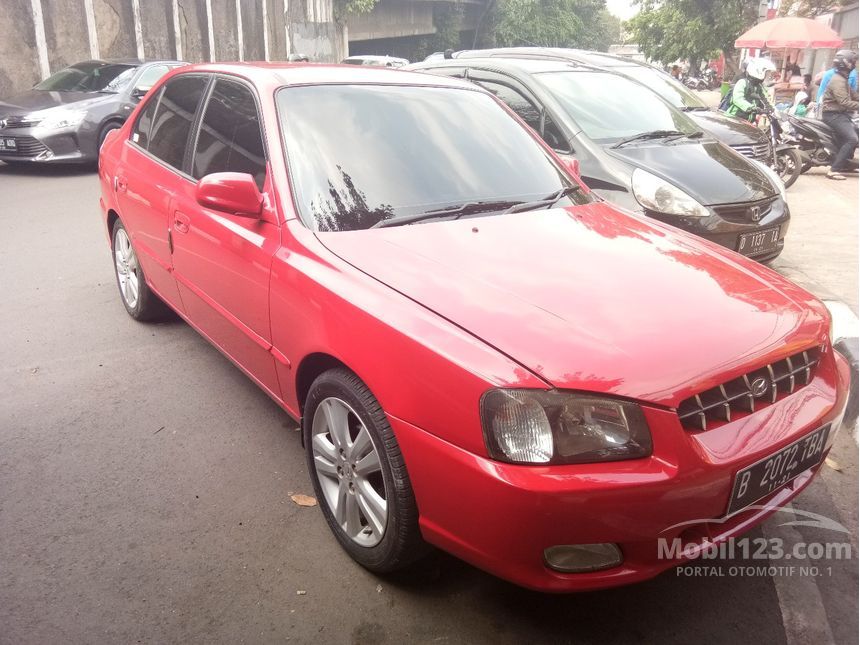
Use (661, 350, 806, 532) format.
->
(98, 63, 850, 592)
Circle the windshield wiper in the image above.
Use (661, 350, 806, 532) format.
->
(612, 130, 686, 148)
(501, 186, 580, 214)
(613, 129, 704, 148)
(371, 200, 521, 228)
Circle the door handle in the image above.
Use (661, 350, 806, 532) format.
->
(115, 175, 128, 193)
(173, 211, 190, 234)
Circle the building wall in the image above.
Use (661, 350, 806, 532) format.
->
(1, 0, 345, 98)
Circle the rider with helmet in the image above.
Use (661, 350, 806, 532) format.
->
(820, 49, 859, 180)
(726, 58, 776, 121)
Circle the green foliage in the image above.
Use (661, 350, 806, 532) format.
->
(335, 0, 379, 21)
(495, 0, 617, 50)
(413, 4, 466, 62)
(625, 0, 760, 65)
(782, 0, 853, 17)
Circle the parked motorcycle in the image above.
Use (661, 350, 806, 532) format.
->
(702, 68, 719, 90)
(683, 75, 708, 91)
(786, 112, 860, 173)
(759, 110, 803, 188)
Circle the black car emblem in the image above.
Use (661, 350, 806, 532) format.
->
(750, 376, 769, 397)
(750, 206, 762, 221)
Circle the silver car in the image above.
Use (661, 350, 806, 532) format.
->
(0, 59, 184, 164)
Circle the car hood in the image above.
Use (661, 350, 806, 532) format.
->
(687, 109, 769, 147)
(0, 90, 108, 116)
(606, 139, 776, 205)
(318, 203, 827, 408)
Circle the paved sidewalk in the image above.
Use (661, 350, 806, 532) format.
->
(773, 168, 859, 315)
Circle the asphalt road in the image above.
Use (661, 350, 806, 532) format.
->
(0, 163, 857, 644)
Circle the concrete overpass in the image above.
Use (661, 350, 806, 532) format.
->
(346, 0, 492, 60)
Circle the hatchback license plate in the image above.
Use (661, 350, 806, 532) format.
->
(737, 227, 779, 256)
(0, 138, 17, 151)
(727, 424, 830, 515)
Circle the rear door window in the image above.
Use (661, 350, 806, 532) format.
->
(130, 86, 163, 149)
(191, 78, 267, 190)
(147, 75, 209, 171)
(474, 78, 569, 153)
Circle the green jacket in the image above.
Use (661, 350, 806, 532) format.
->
(727, 78, 772, 121)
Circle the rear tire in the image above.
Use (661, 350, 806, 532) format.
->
(303, 368, 429, 573)
(775, 148, 803, 189)
(111, 219, 168, 321)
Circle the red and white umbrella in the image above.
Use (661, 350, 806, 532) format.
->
(735, 17, 843, 49)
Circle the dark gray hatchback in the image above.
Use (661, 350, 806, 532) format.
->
(454, 47, 774, 165)
(408, 57, 790, 262)
(0, 59, 184, 164)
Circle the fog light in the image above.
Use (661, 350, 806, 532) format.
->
(544, 544, 623, 573)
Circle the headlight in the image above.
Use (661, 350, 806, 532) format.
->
(751, 159, 787, 202)
(631, 167, 709, 217)
(36, 108, 87, 130)
(480, 389, 652, 465)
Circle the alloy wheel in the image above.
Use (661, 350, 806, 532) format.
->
(311, 397, 388, 547)
(114, 228, 140, 309)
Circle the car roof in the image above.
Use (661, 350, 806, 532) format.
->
(172, 62, 480, 90)
(73, 58, 185, 66)
(409, 57, 596, 75)
(455, 48, 653, 70)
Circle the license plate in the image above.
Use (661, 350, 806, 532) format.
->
(0, 138, 16, 151)
(737, 227, 779, 256)
(727, 424, 830, 515)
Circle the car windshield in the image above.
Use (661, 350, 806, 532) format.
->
(618, 65, 708, 110)
(277, 84, 590, 232)
(536, 70, 699, 144)
(33, 62, 136, 92)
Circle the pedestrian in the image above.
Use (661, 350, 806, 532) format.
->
(820, 50, 859, 180)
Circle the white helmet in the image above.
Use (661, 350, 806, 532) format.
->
(747, 57, 776, 81)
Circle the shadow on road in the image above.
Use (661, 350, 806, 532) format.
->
(382, 542, 788, 643)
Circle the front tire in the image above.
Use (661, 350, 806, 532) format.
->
(111, 219, 167, 321)
(303, 368, 428, 573)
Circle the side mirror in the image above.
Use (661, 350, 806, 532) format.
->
(195, 172, 263, 218)
(562, 157, 580, 178)
(131, 86, 151, 100)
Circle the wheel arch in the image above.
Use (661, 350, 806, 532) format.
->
(295, 352, 351, 415)
(106, 209, 121, 244)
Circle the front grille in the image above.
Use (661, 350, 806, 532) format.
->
(0, 115, 43, 129)
(0, 135, 50, 157)
(712, 196, 777, 224)
(678, 349, 819, 431)
(731, 140, 772, 163)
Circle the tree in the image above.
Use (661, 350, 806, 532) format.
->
(495, 0, 614, 49)
(595, 10, 623, 51)
(625, 0, 760, 70)
(781, 0, 853, 18)
(335, 0, 379, 21)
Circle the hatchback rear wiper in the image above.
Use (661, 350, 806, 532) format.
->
(371, 199, 521, 228)
(501, 186, 580, 214)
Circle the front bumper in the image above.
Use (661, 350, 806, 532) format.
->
(0, 124, 94, 163)
(391, 350, 848, 592)
(646, 196, 790, 263)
